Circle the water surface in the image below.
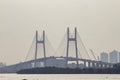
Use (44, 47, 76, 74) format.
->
(0, 74, 120, 80)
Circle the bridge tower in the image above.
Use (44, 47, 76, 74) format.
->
(66, 27, 79, 68)
(34, 30, 46, 68)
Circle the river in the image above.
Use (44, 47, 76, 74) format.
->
(0, 74, 120, 80)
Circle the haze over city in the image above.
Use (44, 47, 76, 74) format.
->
(0, 0, 120, 65)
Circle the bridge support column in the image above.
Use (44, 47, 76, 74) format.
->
(92, 62, 95, 68)
(34, 30, 46, 68)
(101, 63, 104, 68)
(104, 64, 107, 68)
(84, 61, 86, 68)
(96, 63, 99, 68)
(88, 61, 90, 68)
(66, 28, 79, 68)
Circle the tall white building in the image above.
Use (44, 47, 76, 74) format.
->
(100, 52, 108, 62)
(109, 50, 118, 64)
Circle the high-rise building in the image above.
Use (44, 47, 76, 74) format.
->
(100, 52, 108, 62)
(109, 50, 118, 63)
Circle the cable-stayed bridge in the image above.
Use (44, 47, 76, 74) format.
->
(0, 28, 113, 73)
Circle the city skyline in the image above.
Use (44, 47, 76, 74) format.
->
(100, 50, 120, 63)
(0, 0, 120, 65)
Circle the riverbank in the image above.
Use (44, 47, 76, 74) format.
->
(17, 67, 120, 74)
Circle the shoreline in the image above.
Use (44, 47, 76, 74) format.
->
(17, 66, 120, 74)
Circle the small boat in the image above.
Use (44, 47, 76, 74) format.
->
(22, 79, 27, 80)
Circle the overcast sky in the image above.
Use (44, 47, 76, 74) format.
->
(0, 0, 120, 65)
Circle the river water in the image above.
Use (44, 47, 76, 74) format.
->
(0, 74, 120, 80)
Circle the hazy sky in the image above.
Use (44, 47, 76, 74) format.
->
(0, 0, 120, 65)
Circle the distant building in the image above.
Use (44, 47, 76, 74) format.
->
(100, 52, 108, 62)
(109, 50, 118, 63)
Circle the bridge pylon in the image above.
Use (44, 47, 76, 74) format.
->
(34, 30, 46, 68)
(66, 27, 79, 68)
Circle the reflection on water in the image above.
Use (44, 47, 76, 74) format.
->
(0, 74, 120, 80)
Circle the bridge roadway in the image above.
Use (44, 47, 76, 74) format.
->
(0, 56, 113, 73)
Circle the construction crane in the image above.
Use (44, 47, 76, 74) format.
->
(90, 49, 97, 61)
